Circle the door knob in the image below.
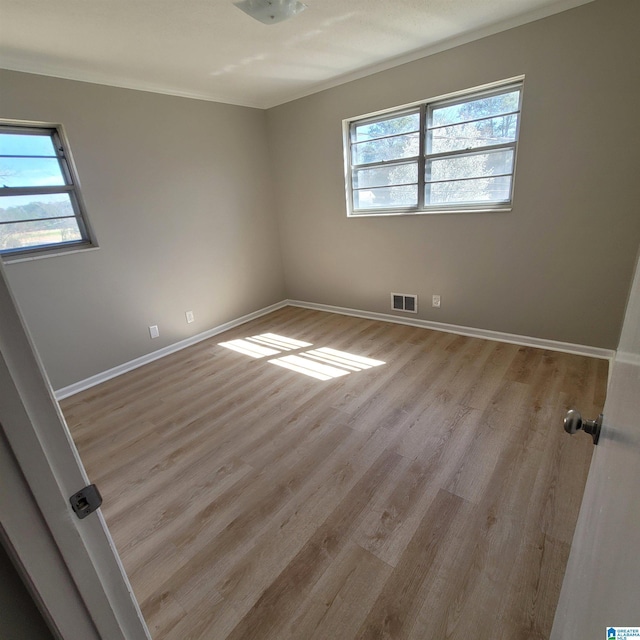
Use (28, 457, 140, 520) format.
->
(564, 409, 602, 445)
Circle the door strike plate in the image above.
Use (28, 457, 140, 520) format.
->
(69, 484, 102, 519)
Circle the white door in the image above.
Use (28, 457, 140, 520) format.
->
(0, 260, 151, 640)
(551, 250, 640, 637)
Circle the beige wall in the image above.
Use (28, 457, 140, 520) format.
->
(0, 71, 285, 389)
(266, 0, 640, 350)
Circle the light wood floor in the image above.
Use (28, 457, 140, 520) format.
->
(61, 307, 608, 640)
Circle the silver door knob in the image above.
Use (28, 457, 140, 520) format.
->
(564, 409, 602, 445)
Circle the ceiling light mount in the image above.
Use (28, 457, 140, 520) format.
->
(234, 0, 307, 25)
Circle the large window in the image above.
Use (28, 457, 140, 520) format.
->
(0, 122, 96, 258)
(345, 79, 523, 216)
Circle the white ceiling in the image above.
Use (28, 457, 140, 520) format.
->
(0, 0, 592, 109)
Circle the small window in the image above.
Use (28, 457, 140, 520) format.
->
(0, 122, 96, 258)
(345, 79, 523, 216)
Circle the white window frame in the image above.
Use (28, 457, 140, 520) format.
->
(0, 120, 97, 260)
(343, 77, 524, 217)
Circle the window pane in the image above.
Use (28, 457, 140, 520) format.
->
(428, 149, 514, 182)
(0, 132, 57, 157)
(431, 90, 520, 128)
(354, 162, 418, 189)
(354, 184, 418, 210)
(353, 112, 419, 143)
(0, 193, 75, 223)
(0, 157, 66, 187)
(429, 114, 518, 153)
(0, 123, 94, 256)
(0, 218, 82, 252)
(427, 175, 512, 205)
(352, 133, 419, 165)
(346, 81, 522, 216)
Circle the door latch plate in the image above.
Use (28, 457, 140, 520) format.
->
(69, 484, 102, 519)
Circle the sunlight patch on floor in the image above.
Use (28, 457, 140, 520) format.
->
(269, 354, 350, 381)
(245, 333, 312, 350)
(219, 333, 312, 358)
(219, 333, 385, 380)
(304, 347, 385, 370)
(218, 338, 280, 358)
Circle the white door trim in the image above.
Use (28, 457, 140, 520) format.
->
(0, 428, 97, 640)
(0, 260, 150, 640)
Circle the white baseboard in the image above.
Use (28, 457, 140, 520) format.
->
(54, 301, 288, 400)
(55, 298, 615, 400)
(614, 352, 640, 367)
(285, 299, 615, 362)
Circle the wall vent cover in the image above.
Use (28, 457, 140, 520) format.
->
(391, 293, 418, 313)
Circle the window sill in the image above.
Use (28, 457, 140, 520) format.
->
(2, 244, 100, 264)
(347, 206, 513, 218)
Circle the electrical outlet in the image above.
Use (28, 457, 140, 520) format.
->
(432, 295, 441, 308)
(149, 325, 160, 339)
(185, 310, 195, 324)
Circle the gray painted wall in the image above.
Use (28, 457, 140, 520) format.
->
(267, 0, 640, 350)
(1, 0, 639, 390)
(1, 71, 285, 389)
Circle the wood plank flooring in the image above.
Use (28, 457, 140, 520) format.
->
(61, 307, 608, 640)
